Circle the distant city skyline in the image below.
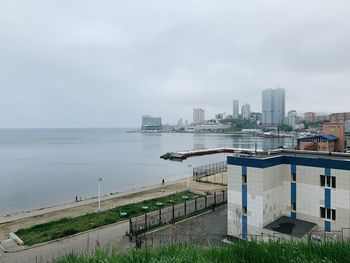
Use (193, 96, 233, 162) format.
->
(1, 1, 349, 128)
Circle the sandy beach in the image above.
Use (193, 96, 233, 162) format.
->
(0, 174, 227, 240)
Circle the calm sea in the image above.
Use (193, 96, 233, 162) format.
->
(0, 128, 292, 215)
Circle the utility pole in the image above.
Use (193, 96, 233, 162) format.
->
(98, 177, 105, 212)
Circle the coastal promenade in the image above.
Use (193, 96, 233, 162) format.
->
(0, 176, 227, 241)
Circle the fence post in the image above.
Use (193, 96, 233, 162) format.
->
(184, 201, 187, 215)
(144, 213, 148, 232)
(172, 204, 175, 223)
(159, 209, 162, 225)
(129, 218, 133, 237)
(205, 195, 207, 208)
(222, 190, 225, 203)
(214, 192, 217, 205)
(195, 197, 197, 212)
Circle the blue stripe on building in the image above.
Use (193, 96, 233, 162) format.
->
(324, 168, 331, 232)
(325, 188, 331, 209)
(291, 164, 297, 219)
(325, 220, 331, 232)
(227, 155, 350, 171)
(242, 166, 247, 240)
(242, 184, 248, 207)
(291, 212, 297, 219)
(291, 182, 296, 203)
(291, 164, 296, 174)
(242, 215, 247, 239)
(242, 184, 247, 207)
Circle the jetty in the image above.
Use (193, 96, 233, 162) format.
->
(160, 147, 263, 161)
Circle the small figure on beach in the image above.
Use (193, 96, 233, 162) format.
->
(75, 195, 78, 202)
(162, 179, 165, 185)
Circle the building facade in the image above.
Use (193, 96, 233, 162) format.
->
(193, 108, 205, 125)
(227, 150, 350, 241)
(287, 110, 298, 127)
(241, 103, 251, 119)
(215, 113, 226, 121)
(323, 122, 345, 152)
(329, 112, 350, 123)
(262, 88, 285, 127)
(141, 115, 162, 131)
(304, 112, 316, 122)
(233, 100, 239, 119)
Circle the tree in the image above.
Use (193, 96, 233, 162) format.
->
(277, 124, 293, 132)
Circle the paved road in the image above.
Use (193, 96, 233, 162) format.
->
(0, 222, 130, 263)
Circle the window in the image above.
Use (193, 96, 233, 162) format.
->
(242, 206, 247, 215)
(291, 172, 296, 182)
(332, 177, 336, 188)
(242, 174, 247, 184)
(320, 207, 336, 220)
(320, 175, 336, 188)
(320, 175, 325, 187)
(291, 202, 296, 211)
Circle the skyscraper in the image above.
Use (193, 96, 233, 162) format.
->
(241, 103, 251, 119)
(232, 100, 239, 119)
(262, 88, 285, 127)
(193, 108, 205, 124)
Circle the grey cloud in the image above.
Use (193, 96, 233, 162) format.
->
(0, 0, 350, 127)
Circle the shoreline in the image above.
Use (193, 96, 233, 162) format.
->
(0, 177, 189, 224)
(0, 175, 227, 240)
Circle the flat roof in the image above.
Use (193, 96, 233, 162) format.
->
(227, 149, 350, 170)
(253, 149, 350, 161)
(264, 216, 317, 237)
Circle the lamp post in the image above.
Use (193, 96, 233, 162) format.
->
(187, 164, 192, 190)
(98, 177, 105, 212)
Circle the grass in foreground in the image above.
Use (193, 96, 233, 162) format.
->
(53, 241, 350, 263)
(16, 191, 199, 246)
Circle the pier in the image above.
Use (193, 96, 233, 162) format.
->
(160, 147, 262, 160)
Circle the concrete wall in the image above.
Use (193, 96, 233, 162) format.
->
(228, 162, 350, 239)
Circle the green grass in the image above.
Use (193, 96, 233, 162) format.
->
(16, 191, 200, 246)
(53, 241, 350, 263)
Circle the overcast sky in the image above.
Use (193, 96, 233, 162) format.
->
(1, 0, 349, 128)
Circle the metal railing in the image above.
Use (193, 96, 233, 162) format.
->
(193, 161, 227, 180)
(129, 190, 227, 237)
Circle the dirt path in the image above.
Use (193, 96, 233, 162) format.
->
(0, 175, 227, 240)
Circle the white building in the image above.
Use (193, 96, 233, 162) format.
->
(241, 103, 251, 119)
(193, 108, 205, 125)
(233, 100, 239, 119)
(227, 149, 350, 241)
(287, 110, 298, 127)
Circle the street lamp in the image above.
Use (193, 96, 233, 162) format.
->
(187, 164, 192, 190)
(98, 177, 105, 212)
